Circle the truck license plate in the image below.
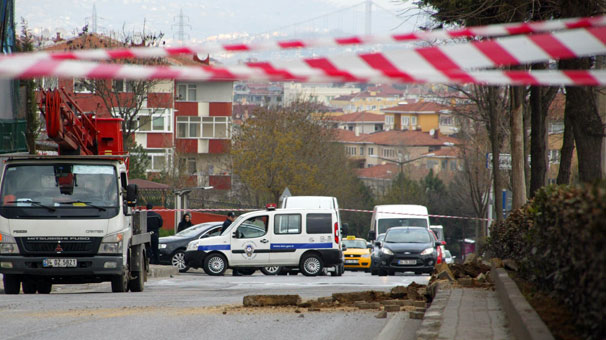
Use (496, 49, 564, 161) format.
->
(398, 259, 416, 265)
(345, 259, 358, 264)
(43, 258, 77, 268)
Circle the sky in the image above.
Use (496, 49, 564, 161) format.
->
(16, 0, 428, 43)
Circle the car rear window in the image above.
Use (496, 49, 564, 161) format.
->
(306, 213, 332, 234)
(385, 228, 431, 243)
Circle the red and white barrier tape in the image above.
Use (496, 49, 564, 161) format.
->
(5, 15, 606, 62)
(143, 207, 489, 221)
(1, 27, 605, 86)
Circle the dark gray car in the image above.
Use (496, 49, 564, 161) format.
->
(158, 222, 222, 272)
(371, 227, 440, 276)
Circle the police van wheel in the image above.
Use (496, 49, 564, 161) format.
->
(204, 253, 227, 276)
(300, 254, 324, 276)
(261, 266, 281, 275)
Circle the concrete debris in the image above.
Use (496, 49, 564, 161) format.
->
(502, 259, 519, 272)
(243, 294, 301, 307)
(410, 311, 425, 319)
(390, 285, 408, 299)
(464, 253, 478, 264)
(384, 305, 401, 312)
(375, 310, 387, 318)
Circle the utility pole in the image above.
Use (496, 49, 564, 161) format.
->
(92, 3, 98, 33)
(172, 9, 191, 46)
(364, 0, 372, 35)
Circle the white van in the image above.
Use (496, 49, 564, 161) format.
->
(184, 207, 343, 276)
(368, 204, 430, 240)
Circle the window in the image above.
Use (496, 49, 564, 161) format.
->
(179, 157, 197, 174)
(235, 216, 268, 238)
(374, 124, 382, 131)
(411, 116, 417, 126)
(202, 117, 231, 139)
(441, 159, 448, 169)
(382, 148, 395, 158)
(549, 149, 561, 164)
(345, 146, 357, 156)
(450, 160, 457, 170)
(385, 115, 394, 127)
(368, 147, 374, 156)
(177, 83, 197, 101)
(274, 214, 302, 234)
(360, 147, 364, 156)
(73, 78, 93, 93)
(306, 214, 332, 234)
(177, 116, 201, 138)
(147, 152, 169, 171)
(440, 116, 454, 126)
(426, 159, 438, 169)
(401, 116, 410, 129)
(113, 79, 133, 92)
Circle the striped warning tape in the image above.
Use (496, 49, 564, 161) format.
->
(142, 207, 489, 221)
(4, 15, 605, 62)
(1, 27, 605, 86)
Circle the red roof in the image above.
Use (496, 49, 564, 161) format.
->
(331, 129, 367, 143)
(425, 147, 460, 158)
(356, 163, 399, 179)
(130, 178, 171, 190)
(364, 130, 460, 147)
(382, 101, 451, 114)
(328, 111, 384, 123)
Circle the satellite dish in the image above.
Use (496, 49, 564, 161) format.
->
(429, 129, 435, 136)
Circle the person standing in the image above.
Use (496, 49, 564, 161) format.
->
(146, 203, 163, 265)
(177, 213, 193, 233)
(221, 211, 236, 234)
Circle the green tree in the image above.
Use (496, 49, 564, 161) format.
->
(125, 140, 150, 179)
(379, 172, 428, 206)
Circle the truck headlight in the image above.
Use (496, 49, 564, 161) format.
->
(98, 231, 124, 254)
(420, 247, 435, 255)
(0, 233, 19, 254)
(158, 244, 167, 249)
(381, 247, 393, 255)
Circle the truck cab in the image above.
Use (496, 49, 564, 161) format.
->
(0, 155, 147, 294)
(184, 207, 343, 276)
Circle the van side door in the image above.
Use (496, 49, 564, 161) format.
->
(230, 214, 271, 266)
(269, 213, 303, 266)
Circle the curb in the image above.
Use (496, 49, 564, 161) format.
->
(148, 265, 178, 278)
(415, 282, 451, 340)
(492, 267, 554, 340)
(373, 312, 407, 340)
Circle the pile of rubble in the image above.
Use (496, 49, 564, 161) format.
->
(429, 254, 510, 289)
(242, 283, 430, 319)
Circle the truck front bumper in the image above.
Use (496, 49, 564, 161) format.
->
(0, 255, 124, 277)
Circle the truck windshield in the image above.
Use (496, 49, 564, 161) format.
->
(1, 164, 119, 209)
(378, 218, 428, 234)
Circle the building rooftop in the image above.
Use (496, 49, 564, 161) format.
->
(356, 163, 399, 179)
(328, 111, 384, 123)
(382, 101, 452, 114)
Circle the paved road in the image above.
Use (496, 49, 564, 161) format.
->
(0, 270, 428, 340)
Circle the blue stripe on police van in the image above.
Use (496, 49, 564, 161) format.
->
(270, 243, 333, 250)
(198, 244, 231, 251)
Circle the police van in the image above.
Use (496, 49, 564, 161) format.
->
(184, 206, 344, 276)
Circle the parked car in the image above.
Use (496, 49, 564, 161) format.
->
(371, 226, 440, 276)
(158, 222, 222, 272)
(444, 250, 454, 264)
(342, 236, 372, 271)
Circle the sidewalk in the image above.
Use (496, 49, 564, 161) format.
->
(417, 286, 513, 340)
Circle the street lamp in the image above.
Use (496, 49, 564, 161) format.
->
(173, 186, 214, 233)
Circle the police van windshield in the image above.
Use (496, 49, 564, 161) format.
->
(1, 164, 119, 209)
(378, 218, 428, 234)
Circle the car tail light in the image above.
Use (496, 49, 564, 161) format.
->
(437, 246, 443, 264)
(334, 222, 339, 245)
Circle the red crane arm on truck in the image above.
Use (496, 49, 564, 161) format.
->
(39, 88, 125, 157)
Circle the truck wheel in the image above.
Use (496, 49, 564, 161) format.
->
(37, 281, 52, 294)
(129, 252, 146, 292)
(300, 253, 323, 276)
(260, 266, 281, 275)
(203, 253, 227, 276)
(22, 279, 37, 294)
(3, 275, 21, 294)
(171, 250, 189, 273)
(111, 268, 129, 292)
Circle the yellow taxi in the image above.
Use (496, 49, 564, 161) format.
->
(342, 236, 372, 271)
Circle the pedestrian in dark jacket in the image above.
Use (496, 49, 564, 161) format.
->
(146, 203, 163, 265)
(177, 213, 193, 233)
(221, 211, 236, 234)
